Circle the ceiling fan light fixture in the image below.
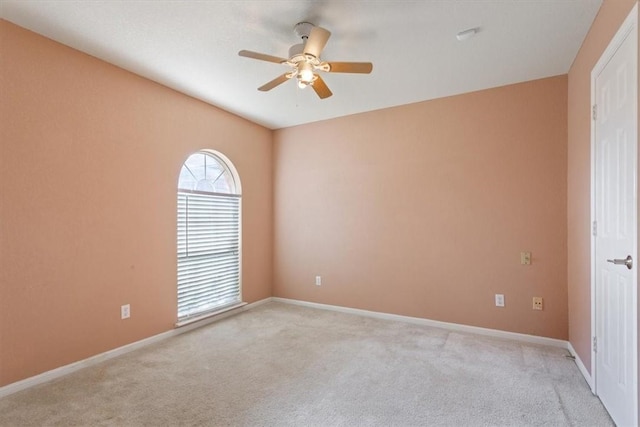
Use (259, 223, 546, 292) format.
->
(299, 69, 314, 83)
(298, 62, 314, 84)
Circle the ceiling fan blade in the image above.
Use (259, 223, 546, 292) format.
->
(304, 26, 331, 58)
(258, 74, 291, 91)
(238, 50, 287, 64)
(311, 75, 333, 99)
(327, 62, 373, 74)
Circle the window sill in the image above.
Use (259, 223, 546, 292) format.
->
(175, 302, 247, 328)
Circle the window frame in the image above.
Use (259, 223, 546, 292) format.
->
(176, 150, 243, 325)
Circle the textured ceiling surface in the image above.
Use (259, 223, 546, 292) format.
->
(1, 1, 602, 129)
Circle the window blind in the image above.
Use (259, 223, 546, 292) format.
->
(177, 191, 240, 320)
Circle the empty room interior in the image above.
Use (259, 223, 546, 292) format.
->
(1, 0, 639, 425)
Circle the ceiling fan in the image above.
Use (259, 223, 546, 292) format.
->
(238, 22, 373, 99)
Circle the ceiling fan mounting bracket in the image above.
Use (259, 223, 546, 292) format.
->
(294, 22, 314, 40)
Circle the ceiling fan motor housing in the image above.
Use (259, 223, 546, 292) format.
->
(288, 43, 306, 60)
(287, 42, 328, 72)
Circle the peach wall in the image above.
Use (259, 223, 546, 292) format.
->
(566, 0, 637, 376)
(274, 76, 568, 339)
(0, 20, 273, 387)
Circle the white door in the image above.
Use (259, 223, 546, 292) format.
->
(593, 7, 638, 426)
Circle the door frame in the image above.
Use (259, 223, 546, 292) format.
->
(589, 1, 638, 421)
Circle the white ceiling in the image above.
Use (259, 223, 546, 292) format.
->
(1, 0, 602, 130)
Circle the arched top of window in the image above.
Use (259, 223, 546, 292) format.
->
(178, 151, 239, 195)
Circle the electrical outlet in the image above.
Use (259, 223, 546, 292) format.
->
(121, 304, 130, 319)
(533, 297, 543, 311)
(495, 294, 505, 307)
(520, 252, 531, 265)
(315, 276, 322, 286)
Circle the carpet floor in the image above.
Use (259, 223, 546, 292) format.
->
(0, 301, 613, 426)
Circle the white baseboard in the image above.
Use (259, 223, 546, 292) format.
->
(568, 341, 594, 392)
(272, 297, 569, 349)
(0, 297, 272, 399)
(1, 296, 576, 399)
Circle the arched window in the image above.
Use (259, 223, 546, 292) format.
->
(177, 151, 241, 322)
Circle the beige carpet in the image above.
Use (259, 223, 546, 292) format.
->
(0, 301, 613, 426)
